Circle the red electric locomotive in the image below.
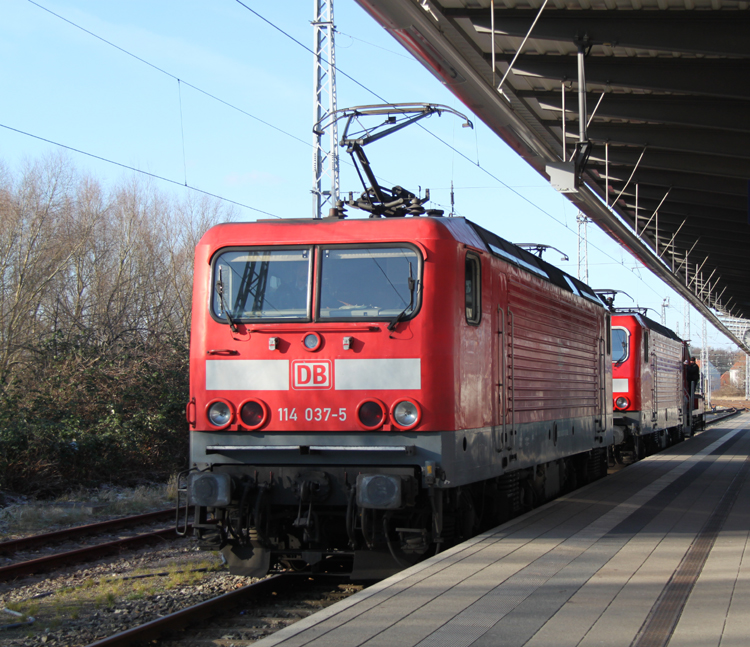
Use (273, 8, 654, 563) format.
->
(611, 311, 695, 458)
(182, 215, 613, 577)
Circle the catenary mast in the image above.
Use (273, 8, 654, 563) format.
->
(312, 0, 339, 219)
(576, 212, 589, 283)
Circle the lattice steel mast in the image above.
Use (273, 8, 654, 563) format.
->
(576, 212, 589, 283)
(701, 318, 711, 409)
(312, 0, 339, 219)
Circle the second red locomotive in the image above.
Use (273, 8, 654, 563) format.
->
(611, 311, 699, 458)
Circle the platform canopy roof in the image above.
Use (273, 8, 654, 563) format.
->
(355, 0, 750, 349)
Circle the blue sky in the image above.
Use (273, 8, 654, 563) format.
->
(0, 0, 734, 349)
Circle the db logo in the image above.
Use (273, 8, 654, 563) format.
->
(291, 360, 332, 390)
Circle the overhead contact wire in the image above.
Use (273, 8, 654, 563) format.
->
(0, 122, 282, 219)
(26, 0, 310, 149)
(27, 0, 377, 188)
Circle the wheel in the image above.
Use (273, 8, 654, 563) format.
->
(633, 435, 645, 461)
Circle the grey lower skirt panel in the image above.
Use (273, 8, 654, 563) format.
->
(191, 412, 610, 489)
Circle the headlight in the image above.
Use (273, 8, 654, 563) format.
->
(615, 396, 629, 410)
(302, 332, 321, 351)
(207, 400, 233, 427)
(356, 474, 402, 509)
(391, 399, 421, 429)
(357, 399, 386, 429)
(190, 473, 232, 507)
(239, 399, 268, 429)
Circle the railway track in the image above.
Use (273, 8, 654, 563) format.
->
(84, 572, 353, 647)
(1, 545, 359, 646)
(0, 509, 186, 582)
(705, 407, 745, 425)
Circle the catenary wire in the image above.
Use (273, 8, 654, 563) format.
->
(27, 0, 311, 149)
(0, 123, 282, 219)
(24, 0, 623, 260)
(22, 0, 703, 301)
(336, 30, 415, 60)
(21, 0, 416, 225)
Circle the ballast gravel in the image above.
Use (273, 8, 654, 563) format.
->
(1, 538, 362, 647)
(0, 538, 261, 646)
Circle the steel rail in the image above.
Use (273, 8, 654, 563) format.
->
(0, 527, 187, 582)
(85, 573, 338, 647)
(705, 407, 746, 425)
(0, 508, 179, 556)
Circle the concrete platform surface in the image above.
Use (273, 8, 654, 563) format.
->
(255, 415, 750, 647)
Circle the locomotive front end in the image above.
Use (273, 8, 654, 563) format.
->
(184, 220, 454, 577)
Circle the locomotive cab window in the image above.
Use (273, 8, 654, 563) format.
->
(318, 245, 421, 322)
(465, 253, 481, 325)
(211, 248, 311, 322)
(612, 327, 629, 364)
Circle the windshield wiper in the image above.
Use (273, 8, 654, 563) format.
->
(216, 266, 239, 333)
(387, 262, 416, 332)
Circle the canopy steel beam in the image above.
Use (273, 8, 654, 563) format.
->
(611, 185, 747, 210)
(584, 124, 750, 160)
(591, 169, 748, 197)
(502, 55, 750, 100)
(614, 209, 748, 242)
(457, 9, 750, 56)
(530, 93, 750, 133)
(622, 221, 748, 243)
(587, 149, 750, 180)
(616, 200, 747, 224)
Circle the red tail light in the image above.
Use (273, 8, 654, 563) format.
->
(357, 399, 387, 430)
(239, 399, 269, 430)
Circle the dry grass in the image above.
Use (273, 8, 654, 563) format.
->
(0, 479, 179, 538)
(3, 555, 224, 634)
(708, 388, 749, 411)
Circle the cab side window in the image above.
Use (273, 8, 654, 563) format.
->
(465, 253, 481, 325)
(612, 328, 628, 363)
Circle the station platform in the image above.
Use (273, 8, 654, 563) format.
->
(255, 413, 750, 647)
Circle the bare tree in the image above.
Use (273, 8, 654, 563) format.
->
(0, 155, 99, 388)
(0, 154, 233, 392)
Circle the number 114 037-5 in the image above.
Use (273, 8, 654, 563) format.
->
(277, 407, 347, 422)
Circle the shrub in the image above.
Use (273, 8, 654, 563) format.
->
(0, 334, 190, 496)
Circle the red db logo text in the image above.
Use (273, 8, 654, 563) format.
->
(291, 360, 332, 389)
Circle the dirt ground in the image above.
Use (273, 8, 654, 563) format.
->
(707, 395, 749, 410)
